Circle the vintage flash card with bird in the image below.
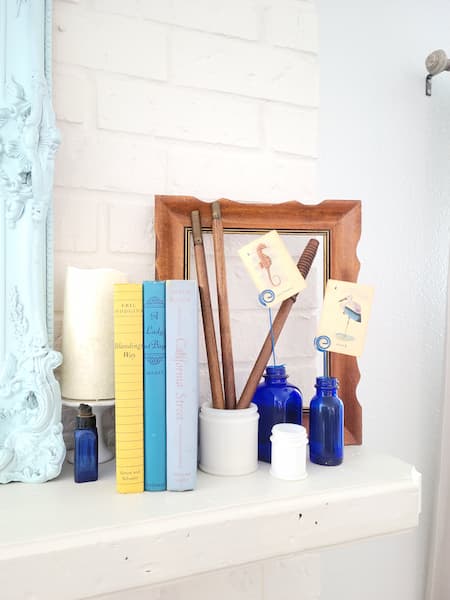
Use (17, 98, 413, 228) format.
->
(238, 230, 306, 307)
(317, 279, 374, 357)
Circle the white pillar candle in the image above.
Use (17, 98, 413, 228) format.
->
(60, 267, 128, 400)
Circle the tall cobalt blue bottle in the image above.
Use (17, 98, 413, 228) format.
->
(252, 365, 303, 463)
(309, 376, 343, 466)
(74, 403, 98, 483)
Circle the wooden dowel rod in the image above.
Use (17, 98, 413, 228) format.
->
(211, 201, 237, 409)
(191, 211, 225, 410)
(237, 239, 319, 410)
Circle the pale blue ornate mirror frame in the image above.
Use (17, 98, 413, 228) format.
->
(0, 0, 65, 482)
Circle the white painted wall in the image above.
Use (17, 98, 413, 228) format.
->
(318, 1, 450, 598)
(52, 0, 450, 598)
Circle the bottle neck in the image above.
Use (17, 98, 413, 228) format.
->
(315, 376, 339, 396)
(316, 387, 337, 396)
(264, 374, 287, 385)
(76, 403, 97, 429)
(76, 415, 96, 429)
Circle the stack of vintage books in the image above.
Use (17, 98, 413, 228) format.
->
(113, 280, 198, 494)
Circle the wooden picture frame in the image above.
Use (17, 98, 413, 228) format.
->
(155, 195, 362, 445)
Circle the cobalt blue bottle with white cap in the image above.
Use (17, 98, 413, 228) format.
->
(309, 376, 344, 466)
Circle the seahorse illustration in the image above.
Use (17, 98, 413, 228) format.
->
(256, 243, 281, 286)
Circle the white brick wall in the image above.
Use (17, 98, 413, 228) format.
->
(96, 76, 261, 146)
(170, 29, 318, 105)
(53, 0, 319, 342)
(95, 0, 262, 40)
(53, 1, 319, 596)
(54, 4, 168, 79)
(266, 1, 319, 52)
(55, 124, 167, 193)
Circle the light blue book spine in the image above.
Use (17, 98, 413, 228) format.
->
(143, 281, 166, 491)
(165, 280, 199, 491)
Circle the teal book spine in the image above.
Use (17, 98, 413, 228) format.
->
(143, 281, 166, 491)
(165, 280, 199, 491)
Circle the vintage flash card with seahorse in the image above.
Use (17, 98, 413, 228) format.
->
(238, 230, 306, 307)
(317, 279, 374, 357)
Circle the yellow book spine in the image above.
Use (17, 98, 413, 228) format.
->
(113, 283, 144, 493)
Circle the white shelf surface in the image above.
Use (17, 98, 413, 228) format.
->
(0, 447, 421, 600)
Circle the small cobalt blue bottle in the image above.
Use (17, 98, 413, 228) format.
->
(252, 364, 303, 463)
(74, 403, 98, 483)
(309, 376, 343, 466)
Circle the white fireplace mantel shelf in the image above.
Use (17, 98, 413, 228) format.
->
(0, 447, 421, 600)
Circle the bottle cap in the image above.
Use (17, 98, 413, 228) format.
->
(271, 423, 308, 443)
(315, 376, 339, 389)
(265, 364, 287, 377)
(76, 403, 97, 429)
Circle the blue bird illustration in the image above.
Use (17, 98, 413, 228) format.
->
(337, 295, 361, 340)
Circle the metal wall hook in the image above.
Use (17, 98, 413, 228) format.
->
(425, 49, 450, 96)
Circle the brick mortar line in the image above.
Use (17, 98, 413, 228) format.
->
(55, 2, 318, 56)
(54, 61, 319, 111)
(53, 186, 155, 202)
(56, 121, 318, 161)
(86, 4, 317, 52)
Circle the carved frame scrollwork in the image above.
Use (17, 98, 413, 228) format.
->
(0, 0, 65, 482)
